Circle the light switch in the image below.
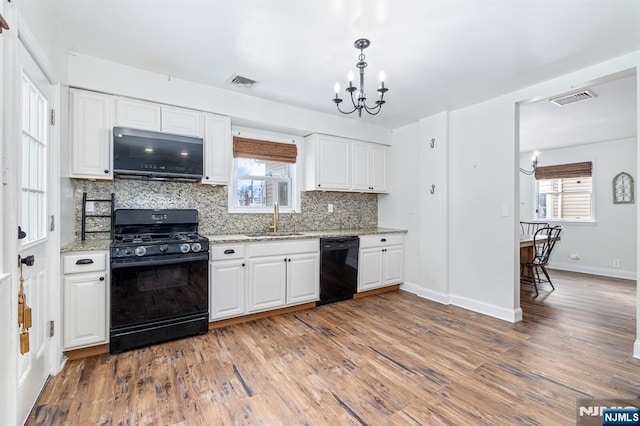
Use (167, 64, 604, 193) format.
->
(328, 203, 334, 213)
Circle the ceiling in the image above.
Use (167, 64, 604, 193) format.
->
(49, 0, 640, 130)
(519, 72, 637, 153)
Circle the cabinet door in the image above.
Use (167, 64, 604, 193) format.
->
(69, 89, 113, 179)
(202, 113, 231, 185)
(317, 136, 350, 190)
(115, 98, 161, 131)
(370, 144, 388, 192)
(383, 245, 404, 285)
(210, 259, 245, 320)
(63, 272, 107, 349)
(286, 252, 319, 304)
(247, 255, 287, 312)
(161, 106, 203, 137)
(358, 247, 384, 292)
(351, 141, 371, 191)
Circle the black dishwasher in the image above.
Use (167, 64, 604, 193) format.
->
(318, 237, 359, 305)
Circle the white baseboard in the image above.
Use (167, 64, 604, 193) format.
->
(549, 262, 636, 280)
(634, 340, 640, 359)
(400, 281, 450, 304)
(450, 294, 523, 323)
(400, 282, 522, 323)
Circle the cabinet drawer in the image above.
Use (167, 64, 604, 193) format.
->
(63, 252, 107, 274)
(210, 244, 245, 261)
(248, 239, 319, 257)
(359, 234, 404, 248)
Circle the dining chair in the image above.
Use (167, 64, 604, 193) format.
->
(520, 225, 562, 296)
(520, 221, 549, 235)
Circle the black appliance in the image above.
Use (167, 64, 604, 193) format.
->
(113, 126, 204, 181)
(109, 209, 209, 353)
(318, 237, 359, 305)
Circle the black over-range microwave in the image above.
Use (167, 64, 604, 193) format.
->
(113, 126, 204, 181)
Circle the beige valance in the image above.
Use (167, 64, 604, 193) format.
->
(233, 137, 297, 164)
(535, 161, 592, 180)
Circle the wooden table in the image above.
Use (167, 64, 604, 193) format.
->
(520, 234, 559, 279)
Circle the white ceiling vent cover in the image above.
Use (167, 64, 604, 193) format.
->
(228, 74, 257, 89)
(550, 90, 596, 106)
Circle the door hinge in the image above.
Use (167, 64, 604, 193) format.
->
(50, 109, 55, 126)
(48, 320, 54, 337)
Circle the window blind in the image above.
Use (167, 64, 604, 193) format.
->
(534, 161, 592, 180)
(233, 137, 297, 164)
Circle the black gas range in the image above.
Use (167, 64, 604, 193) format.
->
(110, 209, 209, 353)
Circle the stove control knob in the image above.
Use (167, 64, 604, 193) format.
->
(135, 246, 147, 257)
(159, 244, 169, 253)
(124, 247, 133, 256)
(191, 242, 202, 253)
(180, 243, 191, 253)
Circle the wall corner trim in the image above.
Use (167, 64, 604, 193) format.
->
(400, 282, 450, 305)
(634, 340, 640, 360)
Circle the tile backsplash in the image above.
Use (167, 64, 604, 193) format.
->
(73, 179, 377, 238)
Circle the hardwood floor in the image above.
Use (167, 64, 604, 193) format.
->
(28, 271, 639, 425)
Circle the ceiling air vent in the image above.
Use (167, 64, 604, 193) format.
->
(228, 74, 257, 89)
(549, 90, 596, 106)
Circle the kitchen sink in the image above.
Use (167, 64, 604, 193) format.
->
(243, 231, 304, 237)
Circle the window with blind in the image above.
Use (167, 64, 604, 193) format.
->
(534, 161, 594, 221)
(229, 131, 300, 213)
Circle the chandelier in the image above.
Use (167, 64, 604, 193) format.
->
(520, 151, 539, 175)
(333, 38, 388, 117)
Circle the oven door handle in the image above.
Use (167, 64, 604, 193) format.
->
(111, 254, 209, 269)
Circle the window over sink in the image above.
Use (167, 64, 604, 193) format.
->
(229, 127, 301, 214)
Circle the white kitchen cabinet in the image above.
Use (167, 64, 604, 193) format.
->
(115, 97, 202, 137)
(161, 105, 203, 137)
(351, 141, 389, 192)
(115, 97, 161, 131)
(358, 234, 404, 292)
(69, 89, 114, 180)
(246, 239, 319, 313)
(209, 244, 246, 320)
(286, 252, 320, 304)
(246, 254, 288, 312)
(202, 113, 231, 185)
(62, 251, 108, 350)
(304, 134, 350, 191)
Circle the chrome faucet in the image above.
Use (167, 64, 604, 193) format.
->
(269, 202, 279, 233)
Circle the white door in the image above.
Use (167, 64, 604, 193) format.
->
(16, 40, 54, 423)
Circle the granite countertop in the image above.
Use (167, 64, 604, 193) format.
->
(60, 228, 407, 252)
(206, 227, 407, 244)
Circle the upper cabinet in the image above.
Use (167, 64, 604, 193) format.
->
(69, 89, 231, 183)
(202, 113, 231, 185)
(69, 89, 114, 180)
(304, 133, 389, 193)
(115, 98, 203, 137)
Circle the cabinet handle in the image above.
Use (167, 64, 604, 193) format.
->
(76, 258, 94, 265)
(242, 263, 245, 267)
(104, 169, 109, 174)
(223, 249, 235, 254)
(288, 258, 291, 262)
(205, 176, 210, 180)
(317, 184, 321, 187)
(99, 276, 105, 281)
(381, 238, 387, 242)
(284, 258, 287, 262)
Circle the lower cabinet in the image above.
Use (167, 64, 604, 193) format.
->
(210, 239, 319, 320)
(62, 251, 108, 350)
(358, 234, 405, 292)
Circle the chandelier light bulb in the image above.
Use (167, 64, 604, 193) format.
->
(379, 70, 386, 82)
(348, 70, 354, 83)
(334, 83, 340, 94)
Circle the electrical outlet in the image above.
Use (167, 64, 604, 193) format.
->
(328, 203, 334, 213)
(613, 258, 621, 268)
(85, 201, 95, 213)
(569, 254, 580, 261)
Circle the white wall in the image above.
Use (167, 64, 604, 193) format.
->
(67, 53, 392, 145)
(520, 138, 637, 279)
(379, 122, 420, 287)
